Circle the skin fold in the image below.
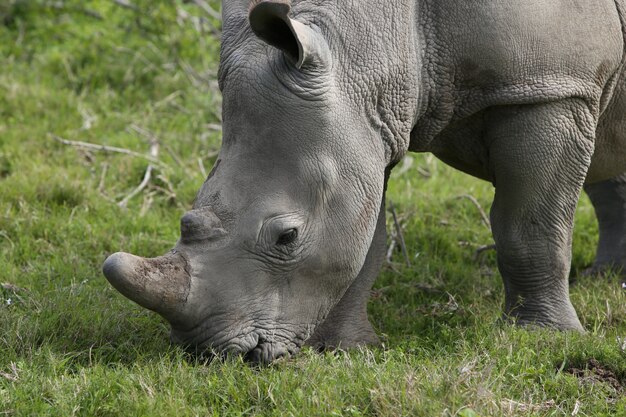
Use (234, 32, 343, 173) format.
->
(103, 0, 626, 363)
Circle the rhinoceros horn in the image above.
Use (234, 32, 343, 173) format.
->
(102, 251, 191, 319)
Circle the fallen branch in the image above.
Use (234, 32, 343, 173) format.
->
(393, 155, 414, 177)
(474, 243, 497, 262)
(128, 124, 153, 139)
(0, 362, 19, 382)
(110, 0, 138, 11)
(206, 123, 222, 131)
(51, 135, 166, 169)
(198, 157, 208, 178)
(154, 174, 181, 208)
(190, 0, 221, 20)
(178, 58, 211, 89)
(139, 191, 156, 217)
(0, 232, 15, 252)
(118, 165, 154, 208)
(46, 2, 103, 19)
(206, 149, 220, 159)
(176, 6, 222, 38)
(118, 140, 159, 208)
(385, 235, 397, 264)
(150, 184, 176, 201)
(456, 194, 491, 229)
(500, 399, 555, 415)
(163, 143, 187, 171)
(388, 201, 411, 268)
(98, 162, 109, 193)
(416, 166, 432, 178)
(1, 283, 26, 293)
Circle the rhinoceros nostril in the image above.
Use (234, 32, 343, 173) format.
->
(244, 347, 264, 364)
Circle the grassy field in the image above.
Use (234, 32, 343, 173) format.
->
(1, 1, 625, 415)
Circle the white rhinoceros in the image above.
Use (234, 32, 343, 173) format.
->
(103, 0, 626, 363)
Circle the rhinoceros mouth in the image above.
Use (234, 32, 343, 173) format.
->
(171, 322, 307, 364)
(244, 338, 300, 364)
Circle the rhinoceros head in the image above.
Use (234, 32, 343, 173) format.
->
(103, 0, 391, 363)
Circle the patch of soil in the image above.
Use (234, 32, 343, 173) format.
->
(564, 359, 625, 395)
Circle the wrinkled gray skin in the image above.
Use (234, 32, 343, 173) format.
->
(103, 0, 626, 363)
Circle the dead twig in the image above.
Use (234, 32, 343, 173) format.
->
(189, 0, 221, 20)
(78, 105, 96, 130)
(118, 163, 155, 208)
(393, 155, 414, 177)
(154, 90, 183, 108)
(500, 399, 556, 415)
(150, 184, 176, 201)
(128, 124, 155, 141)
(456, 194, 491, 229)
(178, 58, 212, 89)
(474, 243, 497, 262)
(417, 166, 432, 178)
(388, 201, 411, 268)
(162, 143, 186, 170)
(206, 123, 222, 132)
(176, 6, 222, 38)
(206, 149, 220, 159)
(154, 174, 185, 209)
(97, 162, 116, 203)
(139, 191, 156, 217)
(0, 362, 19, 382)
(98, 162, 109, 193)
(118, 140, 159, 208)
(198, 157, 208, 179)
(1, 283, 27, 293)
(385, 236, 397, 264)
(51, 135, 167, 169)
(156, 174, 177, 198)
(46, 2, 103, 19)
(110, 0, 138, 11)
(0, 232, 15, 251)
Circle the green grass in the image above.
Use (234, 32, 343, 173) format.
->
(1, 1, 625, 415)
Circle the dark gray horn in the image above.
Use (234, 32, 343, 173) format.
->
(102, 251, 191, 317)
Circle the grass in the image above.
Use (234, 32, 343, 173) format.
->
(1, 1, 625, 415)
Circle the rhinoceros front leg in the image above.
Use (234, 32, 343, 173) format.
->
(583, 173, 626, 279)
(306, 199, 386, 350)
(487, 99, 595, 331)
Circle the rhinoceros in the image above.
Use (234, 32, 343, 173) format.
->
(103, 0, 626, 363)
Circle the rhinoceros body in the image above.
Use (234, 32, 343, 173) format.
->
(103, 0, 626, 362)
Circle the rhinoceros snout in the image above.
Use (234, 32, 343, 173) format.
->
(103, 251, 191, 318)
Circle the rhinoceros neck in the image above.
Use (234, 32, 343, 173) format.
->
(316, 0, 424, 166)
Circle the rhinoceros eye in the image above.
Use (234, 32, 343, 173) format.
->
(276, 228, 298, 246)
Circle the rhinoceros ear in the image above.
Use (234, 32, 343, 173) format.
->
(248, 0, 325, 69)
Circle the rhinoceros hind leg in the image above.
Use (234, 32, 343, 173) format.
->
(305, 200, 386, 350)
(487, 99, 596, 331)
(583, 173, 626, 279)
